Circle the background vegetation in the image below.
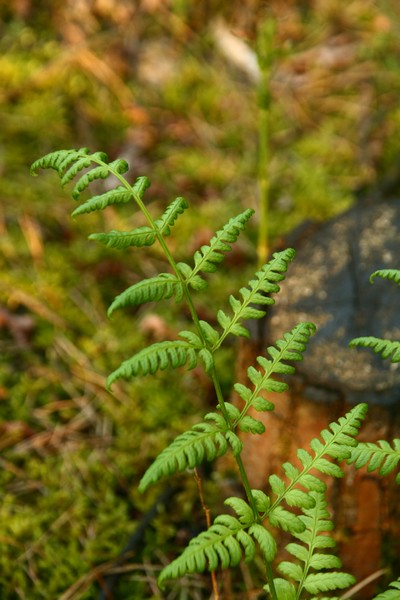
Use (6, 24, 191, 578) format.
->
(1, 0, 400, 597)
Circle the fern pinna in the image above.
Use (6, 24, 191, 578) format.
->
(32, 148, 397, 599)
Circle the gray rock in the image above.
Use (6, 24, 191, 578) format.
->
(265, 200, 400, 405)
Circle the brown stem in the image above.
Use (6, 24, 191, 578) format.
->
(193, 468, 220, 600)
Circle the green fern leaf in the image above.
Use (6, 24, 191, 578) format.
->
(225, 497, 255, 526)
(370, 269, 400, 286)
(70, 165, 110, 198)
(238, 415, 265, 434)
(263, 405, 367, 525)
(154, 197, 189, 236)
(186, 209, 254, 284)
(303, 572, 355, 594)
(347, 438, 400, 480)
(89, 226, 157, 249)
(158, 510, 256, 589)
(107, 274, 184, 316)
(248, 523, 277, 562)
(139, 416, 230, 492)
(107, 339, 199, 387)
(277, 491, 355, 597)
(269, 506, 305, 533)
(71, 176, 149, 217)
(61, 151, 115, 188)
(71, 186, 132, 217)
(350, 336, 400, 362)
(216, 248, 296, 343)
(233, 323, 316, 425)
(373, 578, 400, 599)
(30, 148, 91, 177)
(264, 578, 296, 600)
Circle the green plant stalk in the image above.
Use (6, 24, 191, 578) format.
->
(256, 19, 275, 268)
(257, 96, 270, 268)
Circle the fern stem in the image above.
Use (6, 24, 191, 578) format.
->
(194, 468, 220, 599)
(265, 560, 278, 600)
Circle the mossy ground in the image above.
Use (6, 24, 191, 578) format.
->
(1, 1, 400, 597)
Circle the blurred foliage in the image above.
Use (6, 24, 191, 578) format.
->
(1, 0, 400, 597)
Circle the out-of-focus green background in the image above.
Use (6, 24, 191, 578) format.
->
(1, 1, 400, 598)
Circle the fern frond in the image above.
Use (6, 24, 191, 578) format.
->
(370, 269, 400, 286)
(347, 438, 400, 482)
(71, 176, 150, 217)
(70, 186, 131, 217)
(275, 491, 355, 597)
(349, 336, 400, 362)
(216, 248, 296, 342)
(89, 226, 157, 249)
(139, 413, 233, 492)
(184, 209, 254, 286)
(154, 197, 189, 236)
(94, 197, 188, 249)
(373, 578, 400, 599)
(108, 274, 184, 316)
(158, 496, 277, 589)
(234, 322, 316, 425)
(107, 339, 199, 388)
(262, 404, 367, 523)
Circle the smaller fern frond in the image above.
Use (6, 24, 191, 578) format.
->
(234, 322, 316, 425)
(107, 339, 199, 388)
(263, 404, 367, 524)
(349, 337, 400, 362)
(154, 197, 189, 237)
(347, 438, 400, 482)
(184, 209, 254, 289)
(370, 269, 400, 286)
(158, 512, 254, 589)
(139, 414, 233, 492)
(216, 248, 296, 343)
(373, 578, 400, 599)
(275, 491, 355, 598)
(108, 274, 184, 316)
(158, 497, 277, 589)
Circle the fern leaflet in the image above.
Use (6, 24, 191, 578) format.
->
(349, 336, 400, 362)
(108, 274, 184, 316)
(273, 491, 355, 598)
(89, 226, 157, 249)
(179, 209, 254, 290)
(216, 248, 296, 343)
(31, 148, 92, 177)
(370, 269, 400, 286)
(107, 339, 199, 388)
(71, 176, 150, 217)
(158, 498, 276, 589)
(347, 438, 400, 483)
(259, 404, 367, 531)
(373, 578, 400, 599)
(139, 412, 242, 492)
(234, 322, 316, 429)
(154, 197, 189, 236)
